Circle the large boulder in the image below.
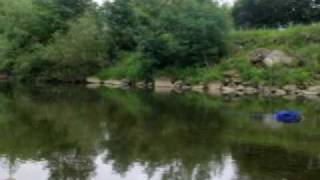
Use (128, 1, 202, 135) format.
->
(263, 50, 294, 67)
(249, 49, 295, 67)
(249, 48, 272, 65)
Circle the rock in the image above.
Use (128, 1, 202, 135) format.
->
(249, 49, 296, 67)
(223, 70, 240, 78)
(283, 85, 298, 93)
(223, 79, 232, 86)
(192, 85, 205, 93)
(104, 79, 130, 88)
(303, 95, 320, 101)
(181, 85, 191, 91)
(263, 50, 294, 67)
(261, 87, 286, 96)
(173, 80, 184, 89)
(154, 79, 174, 88)
(136, 81, 147, 89)
(233, 79, 243, 85)
(300, 90, 319, 96)
(236, 85, 245, 92)
(236, 91, 245, 96)
(154, 87, 173, 94)
(86, 77, 102, 84)
(307, 86, 320, 93)
(244, 87, 258, 94)
(274, 89, 287, 96)
(221, 86, 237, 95)
(121, 79, 131, 85)
(249, 48, 272, 65)
(86, 84, 101, 89)
(261, 87, 273, 96)
(207, 82, 222, 95)
(136, 81, 153, 89)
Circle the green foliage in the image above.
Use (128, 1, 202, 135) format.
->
(97, 52, 151, 81)
(233, 0, 320, 28)
(101, 0, 230, 72)
(185, 24, 320, 86)
(0, 0, 106, 81)
(39, 14, 106, 81)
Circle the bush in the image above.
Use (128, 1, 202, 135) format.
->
(97, 52, 151, 81)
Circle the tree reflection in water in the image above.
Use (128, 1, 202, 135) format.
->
(0, 84, 318, 179)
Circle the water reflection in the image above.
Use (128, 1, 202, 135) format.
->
(0, 84, 319, 179)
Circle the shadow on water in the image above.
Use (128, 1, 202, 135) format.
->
(0, 83, 319, 179)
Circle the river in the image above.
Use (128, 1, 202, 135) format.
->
(0, 84, 319, 180)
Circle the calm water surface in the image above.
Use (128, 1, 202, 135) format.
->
(0, 84, 319, 180)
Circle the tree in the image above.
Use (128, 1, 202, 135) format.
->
(100, 0, 230, 72)
(233, 0, 320, 28)
(14, 14, 106, 81)
(0, 0, 104, 81)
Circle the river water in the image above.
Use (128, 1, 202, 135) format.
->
(0, 84, 319, 180)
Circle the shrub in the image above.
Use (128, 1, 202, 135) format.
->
(97, 52, 151, 81)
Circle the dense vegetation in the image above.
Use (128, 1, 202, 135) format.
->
(0, 0, 229, 82)
(0, 0, 104, 81)
(0, 0, 319, 83)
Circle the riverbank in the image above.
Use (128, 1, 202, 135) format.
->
(86, 76, 320, 100)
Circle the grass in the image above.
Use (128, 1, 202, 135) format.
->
(183, 23, 320, 85)
(97, 52, 149, 81)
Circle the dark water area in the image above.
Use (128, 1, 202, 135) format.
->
(0, 84, 319, 180)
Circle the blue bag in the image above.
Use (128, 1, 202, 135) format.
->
(272, 111, 302, 123)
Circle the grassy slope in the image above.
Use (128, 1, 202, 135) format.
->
(97, 24, 320, 86)
(181, 23, 320, 85)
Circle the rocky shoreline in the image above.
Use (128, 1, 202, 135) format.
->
(86, 48, 320, 100)
(86, 76, 320, 100)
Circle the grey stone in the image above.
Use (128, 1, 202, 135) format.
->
(249, 48, 272, 65)
(136, 81, 147, 89)
(300, 90, 319, 96)
(221, 86, 237, 95)
(244, 87, 258, 94)
(86, 84, 101, 89)
(274, 89, 287, 96)
(307, 86, 320, 92)
(86, 77, 102, 84)
(207, 82, 222, 95)
(154, 79, 174, 88)
(192, 85, 205, 93)
(264, 50, 294, 67)
(283, 85, 298, 93)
